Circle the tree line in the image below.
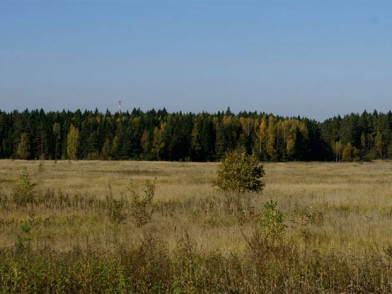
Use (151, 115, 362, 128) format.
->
(1, 108, 392, 162)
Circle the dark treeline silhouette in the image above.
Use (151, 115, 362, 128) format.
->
(1, 108, 391, 161)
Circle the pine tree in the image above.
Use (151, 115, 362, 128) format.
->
(52, 122, 62, 160)
(375, 131, 384, 158)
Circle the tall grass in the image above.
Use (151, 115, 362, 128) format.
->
(1, 160, 392, 292)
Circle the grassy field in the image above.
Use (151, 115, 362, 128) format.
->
(1, 160, 392, 293)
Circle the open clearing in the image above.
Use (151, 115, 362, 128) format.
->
(2, 160, 392, 292)
(2, 160, 392, 252)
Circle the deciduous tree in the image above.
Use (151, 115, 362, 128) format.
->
(66, 125, 79, 160)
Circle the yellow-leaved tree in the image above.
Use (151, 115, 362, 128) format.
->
(16, 133, 30, 159)
(67, 125, 79, 160)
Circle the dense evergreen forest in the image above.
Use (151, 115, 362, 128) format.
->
(1, 108, 392, 162)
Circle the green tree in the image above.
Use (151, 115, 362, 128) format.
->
(191, 121, 202, 158)
(110, 135, 121, 159)
(360, 132, 367, 154)
(190, 114, 215, 161)
(375, 131, 385, 158)
(52, 122, 62, 160)
(239, 117, 254, 152)
(86, 131, 99, 159)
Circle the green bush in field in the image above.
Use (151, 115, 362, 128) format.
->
(259, 200, 286, 239)
(129, 179, 156, 227)
(12, 167, 36, 206)
(215, 148, 264, 193)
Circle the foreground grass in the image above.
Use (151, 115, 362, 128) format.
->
(1, 160, 392, 293)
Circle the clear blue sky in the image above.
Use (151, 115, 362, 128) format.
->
(1, 0, 391, 121)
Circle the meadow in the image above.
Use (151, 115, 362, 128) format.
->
(1, 159, 392, 293)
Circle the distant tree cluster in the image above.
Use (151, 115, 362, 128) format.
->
(0, 108, 391, 162)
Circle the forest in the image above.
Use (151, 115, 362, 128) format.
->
(1, 108, 391, 162)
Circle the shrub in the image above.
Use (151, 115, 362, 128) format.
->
(259, 200, 286, 239)
(12, 167, 36, 206)
(129, 179, 156, 227)
(215, 148, 264, 193)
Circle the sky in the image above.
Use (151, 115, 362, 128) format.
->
(1, 0, 391, 121)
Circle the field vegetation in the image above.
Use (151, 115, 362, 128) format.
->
(1, 159, 392, 292)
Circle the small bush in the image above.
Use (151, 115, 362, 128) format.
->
(12, 167, 36, 206)
(129, 179, 156, 227)
(259, 200, 286, 240)
(215, 148, 264, 193)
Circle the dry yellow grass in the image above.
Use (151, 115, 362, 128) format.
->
(1, 159, 392, 255)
